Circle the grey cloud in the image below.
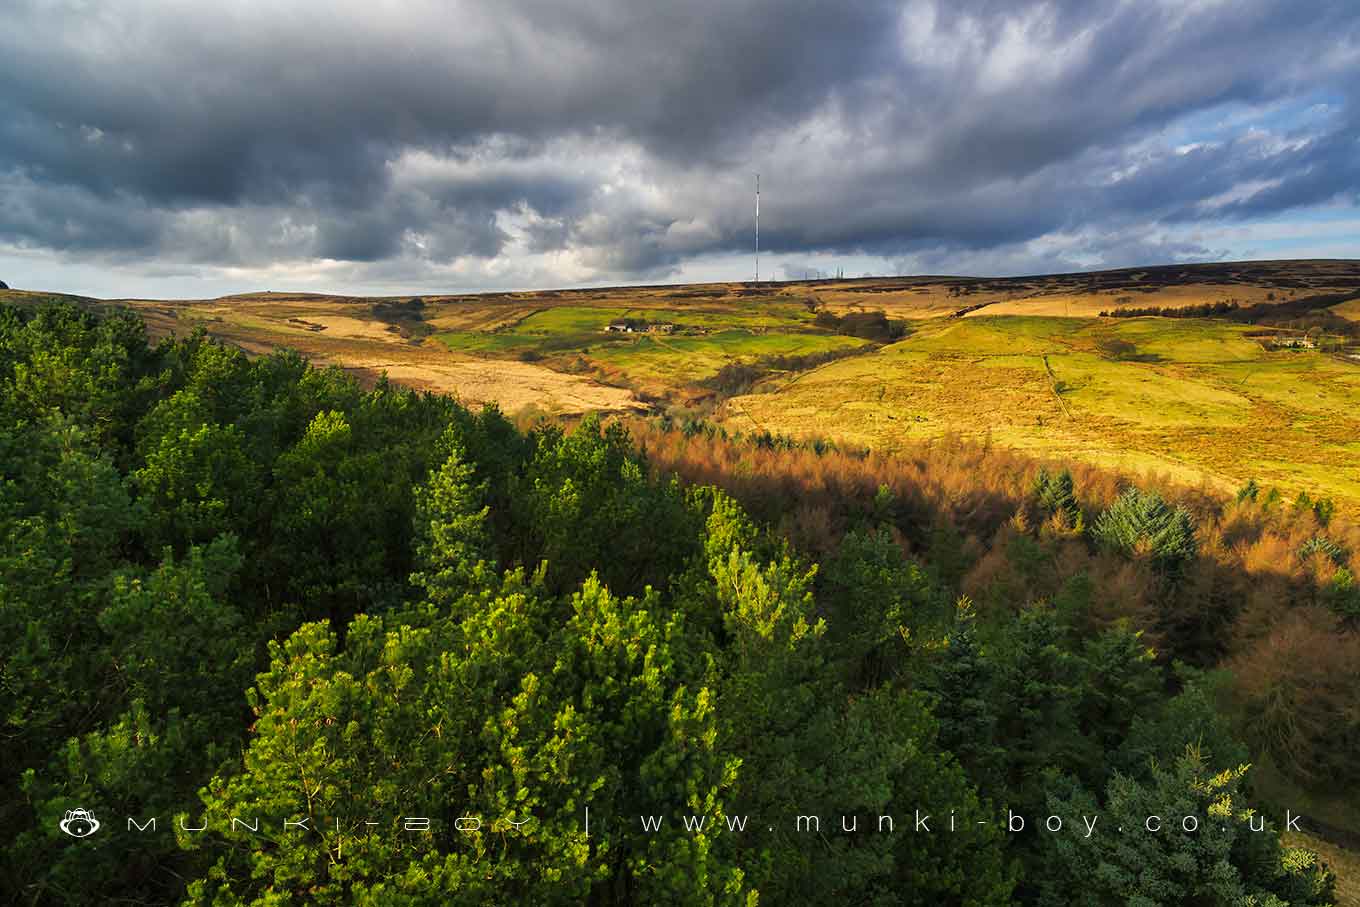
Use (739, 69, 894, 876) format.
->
(0, 0, 1357, 286)
(891, 231, 1222, 280)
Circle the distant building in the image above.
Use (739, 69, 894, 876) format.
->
(1269, 335, 1316, 349)
(605, 320, 677, 334)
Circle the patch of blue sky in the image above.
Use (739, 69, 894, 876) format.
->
(1161, 90, 1346, 151)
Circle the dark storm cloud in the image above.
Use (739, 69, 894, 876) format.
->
(0, 0, 1357, 284)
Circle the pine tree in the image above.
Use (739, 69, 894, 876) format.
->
(410, 435, 493, 605)
(1032, 467, 1080, 526)
(1092, 487, 1197, 575)
(1037, 746, 1335, 906)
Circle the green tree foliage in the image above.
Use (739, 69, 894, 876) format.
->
(917, 600, 1008, 800)
(1323, 567, 1360, 622)
(1091, 487, 1198, 574)
(819, 527, 943, 687)
(16, 539, 252, 903)
(1113, 667, 1248, 777)
(921, 603, 1172, 892)
(132, 389, 259, 551)
(0, 302, 1335, 905)
(1031, 467, 1081, 528)
(1298, 535, 1348, 567)
(0, 304, 162, 458)
(508, 414, 700, 597)
(269, 408, 411, 621)
(1037, 747, 1334, 906)
(409, 435, 495, 603)
(697, 502, 1013, 905)
(1, 415, 139, 805)
(183, 574, 748, 906)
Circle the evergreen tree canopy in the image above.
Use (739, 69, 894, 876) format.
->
(1091, 487, 1198, 574)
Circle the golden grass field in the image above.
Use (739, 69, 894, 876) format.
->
(5, 258, 1360, 509)
(722, 315, 1360, 506)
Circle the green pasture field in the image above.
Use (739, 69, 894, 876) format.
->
(587, 329, 870, 385)
(431, 301, 863, 386)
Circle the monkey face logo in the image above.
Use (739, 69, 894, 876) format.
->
(59, 808, 100, 838)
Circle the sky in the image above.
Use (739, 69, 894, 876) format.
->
(1, 0, 1358, 298)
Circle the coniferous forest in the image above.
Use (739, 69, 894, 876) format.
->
(3, 301, 1356, 905)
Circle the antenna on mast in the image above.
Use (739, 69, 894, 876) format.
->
(754, 172, 760, 284)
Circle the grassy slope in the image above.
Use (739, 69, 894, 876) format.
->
(723, 315, 1360, 507)
(432, 299, 870, 394)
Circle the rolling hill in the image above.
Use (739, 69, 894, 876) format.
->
(5, 258, 1360, 508)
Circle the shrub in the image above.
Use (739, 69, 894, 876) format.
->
(1299, 535, 1348, 566)
(1324, 568, 1360, 622)
(700, 348, 866, 398)
(1094, 337, 1140, 360)
(811, 309, 907, 341)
